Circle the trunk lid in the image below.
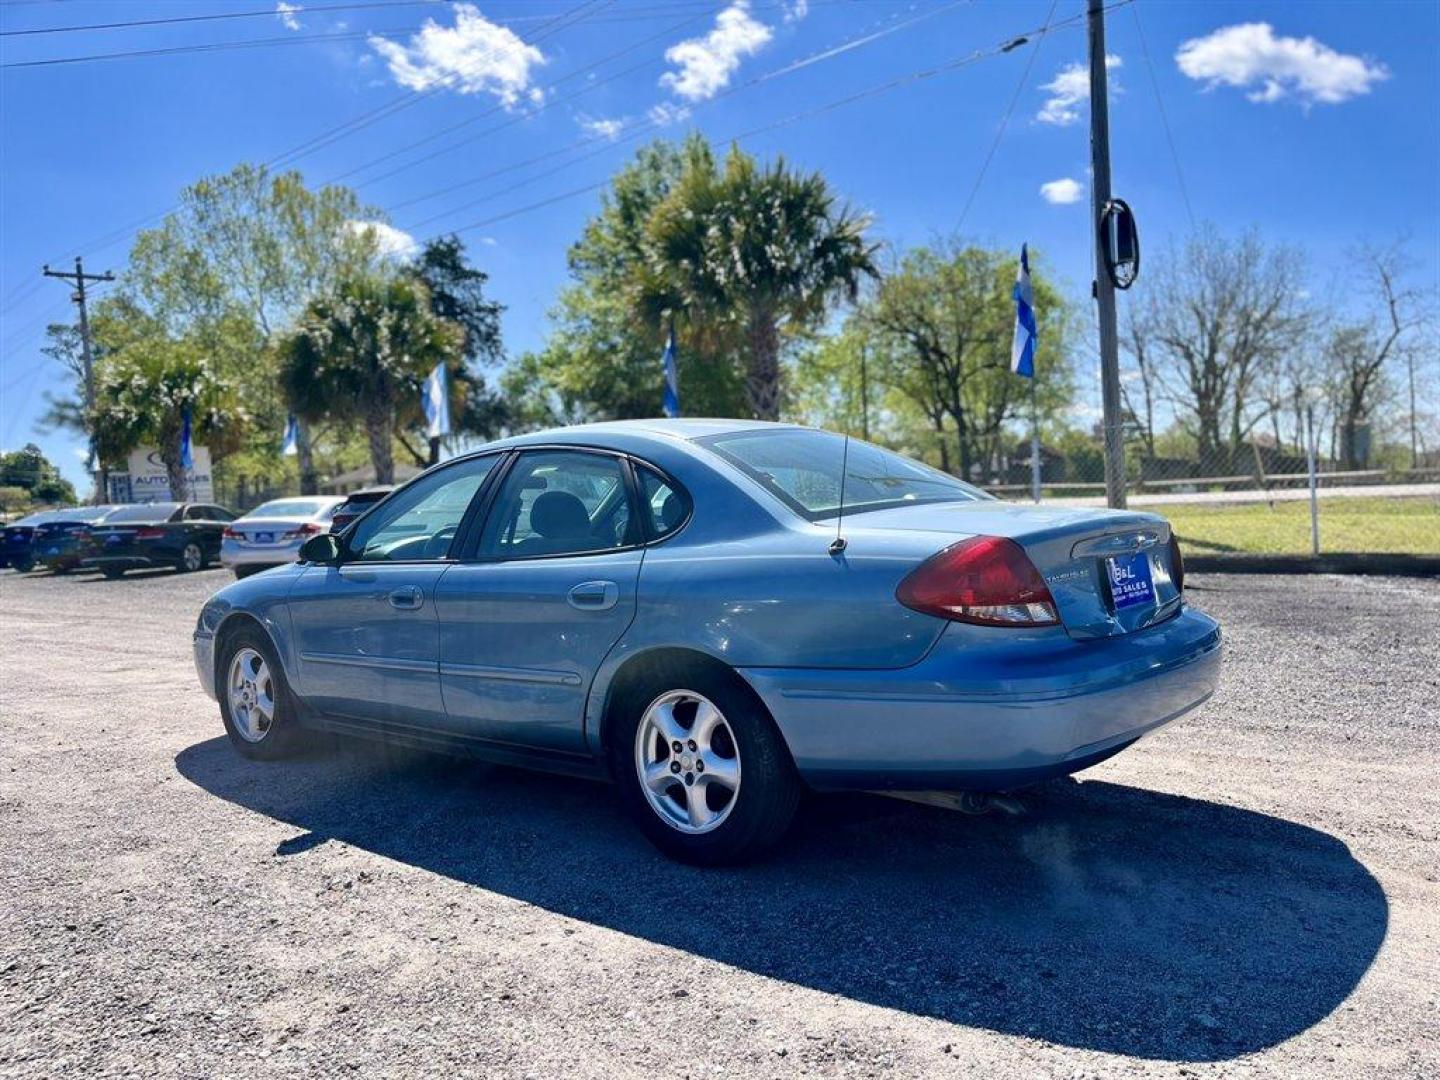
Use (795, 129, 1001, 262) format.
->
(229, 517, 311, 544)
(850, 501, 1183, 638)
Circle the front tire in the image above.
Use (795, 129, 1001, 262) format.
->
(13, 556, 34, 574)
(609, 661, 801, 865)
(218, 626, 304, 760)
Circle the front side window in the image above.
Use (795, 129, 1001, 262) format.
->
(700, 428, 990, 521)
(348, 457, 498, 562)
(480, 450, 634, 559)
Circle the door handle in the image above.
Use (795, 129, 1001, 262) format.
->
(388, 585, 424, 610)
(567, 580, 619, 611)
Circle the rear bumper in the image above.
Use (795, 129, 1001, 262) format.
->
(738, 606, 1222, 791)
(221, 538, 303, 568)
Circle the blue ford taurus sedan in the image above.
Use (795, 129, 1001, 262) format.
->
(193, 420, 1221, 863)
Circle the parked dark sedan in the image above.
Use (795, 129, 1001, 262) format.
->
(328, 486, 393, 532)
(33, 505, 125, 572)
(1, 510, 68, 572)
(82, 501, 237, 578)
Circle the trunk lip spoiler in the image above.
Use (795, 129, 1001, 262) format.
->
(1070, 527, 1167, 560)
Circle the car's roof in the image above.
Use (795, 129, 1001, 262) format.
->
(485, 418, 801, 451)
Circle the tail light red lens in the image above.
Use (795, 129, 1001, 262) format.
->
(896, 535, 1059, 627)
(134, 526, 166, 540)
(283, 522, 324, 539)
(222, 527, 241, 539)
(1167, 532, 1185, 594)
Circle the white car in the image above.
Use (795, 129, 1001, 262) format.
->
(220, 496, 345, 578)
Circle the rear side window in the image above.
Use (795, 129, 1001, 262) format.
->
(637, 465, 689, 540)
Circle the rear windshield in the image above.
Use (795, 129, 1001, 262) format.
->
(104, 503, 180, 524)
(245, 498, 335, 519)
(700, 428, 989, 521)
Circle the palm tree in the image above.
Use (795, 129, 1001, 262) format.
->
(645, 147, 878, 420)
(279, 274, 462, 485)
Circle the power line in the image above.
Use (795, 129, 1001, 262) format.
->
(324, 4, 717, 187)
(1130, 0, 1195, 229)
(391, 0, 970, 221)
(953, 0, 1060, 235)
(0, 1, 446, 37)
(36, 0, 609, 265)
(428, 6, 1101, 244)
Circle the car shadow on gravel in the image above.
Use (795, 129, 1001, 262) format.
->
(175, 737, 1387, 1062)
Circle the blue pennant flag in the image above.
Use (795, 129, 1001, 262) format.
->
(1011, 243, 1037, 379)
(281, 413, 299, 457)
(661, 326, 680, 418)
(423, 362, 451, 439)
(180, 406, 194, 469)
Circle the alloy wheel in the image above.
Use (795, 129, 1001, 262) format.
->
(227, 647, 275, 742)
(182, 543, 202, 572)
(634, 690, 742, 835)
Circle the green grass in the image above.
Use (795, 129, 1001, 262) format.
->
(1149, 496, 1440, 556)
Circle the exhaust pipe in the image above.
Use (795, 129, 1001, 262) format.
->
(877, 790, 1027, 817)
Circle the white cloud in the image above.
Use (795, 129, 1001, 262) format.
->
(368, 4, 546, 107)
(1040, 178, 1084, 205)
(1175, 23, 1387, 106)
(782, 1, 809, 22)
(345, 220, 418, 260)
(1037, 54, 1121, 126)
(275, 2, 302, 31)
(578, 115, 626, 141)
(660, 2, 772, 102)
(647, 101, 692, 127)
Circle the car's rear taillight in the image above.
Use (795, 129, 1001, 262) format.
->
(283, 522, 324, 540)
(896, 535, 1059, 627)
(134, 527, 165, 540)
(222, 527, 241, 539)
(1167, 532, 1185, 595)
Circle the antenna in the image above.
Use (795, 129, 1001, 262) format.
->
(830, 433, 851, 555)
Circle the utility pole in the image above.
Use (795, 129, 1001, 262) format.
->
(43, 256, 114, 504)
(1088, 0, 1126, 509)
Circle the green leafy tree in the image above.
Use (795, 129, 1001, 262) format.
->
(860, 242, 1076, 481)
(0, 444, 77, 507)
(94, 338, 247, 501)
(406, 235, 507, 459)
(279, 275, 463, 485)
(121, 163, 390, 493)
(508, 137, 746, 427)
(645, 145, 878, 420)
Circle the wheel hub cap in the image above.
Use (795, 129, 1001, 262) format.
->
(634, 689, 741, 835)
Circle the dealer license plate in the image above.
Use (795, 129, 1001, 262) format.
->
(254, 532, 274, 544)
(1106, 551, 1155, 610)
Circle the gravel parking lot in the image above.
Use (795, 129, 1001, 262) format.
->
(1, 567, 1436, 1078)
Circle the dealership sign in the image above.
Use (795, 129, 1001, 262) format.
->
(123, 446, 214, 503)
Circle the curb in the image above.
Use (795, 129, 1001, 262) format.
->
(1185, 553, 1440, 577)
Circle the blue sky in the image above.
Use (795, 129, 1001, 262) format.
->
(2, 0, 1437, 486)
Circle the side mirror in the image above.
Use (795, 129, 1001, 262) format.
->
(298, 532, 345, 565)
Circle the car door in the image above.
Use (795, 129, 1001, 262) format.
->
(433, 448, 645, 755)
(286, 456, 501, 728)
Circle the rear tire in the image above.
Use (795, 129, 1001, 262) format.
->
(217, 625, 305, 761)
(609, 660, 801, 866)
(13, 556, 34, 574)
(177, 542, 205, 573)
(101, 566, 125, 580)
(233, 565, 260, 580)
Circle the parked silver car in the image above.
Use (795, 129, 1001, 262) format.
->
(220, 497, 345, 578)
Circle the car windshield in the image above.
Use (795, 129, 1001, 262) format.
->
(245, 498, 334, 519)
(104, 503, 179, 524)
(700, 428, 990, 521)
